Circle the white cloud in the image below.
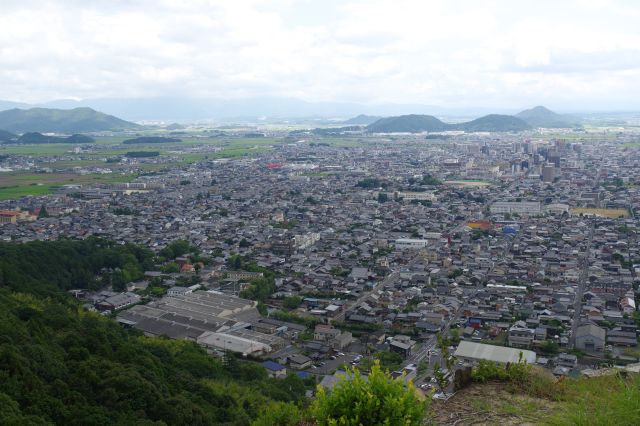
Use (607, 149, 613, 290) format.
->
(0, 0, 639, 109)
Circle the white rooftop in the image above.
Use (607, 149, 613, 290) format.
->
(455, 341, 536, 364)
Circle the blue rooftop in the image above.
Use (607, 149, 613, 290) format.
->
(262, 360, 286, 371)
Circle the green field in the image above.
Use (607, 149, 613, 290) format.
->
(0, 136, 281, 200)
(0, 171, 134, 200)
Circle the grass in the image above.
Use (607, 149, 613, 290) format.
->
(0, 184, 53, 200)
(435, 360, 640, 426)
(0, 171, 134, 200)
(545, 373, 640, 426)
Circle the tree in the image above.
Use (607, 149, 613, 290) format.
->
(283, 296, 302, 310)
(432, 335, 456, 394)
(251, 401, 302, 426)
(311, 361, 427, 426)
(377, 192, 389, 203)
(37, 205, 49, 219)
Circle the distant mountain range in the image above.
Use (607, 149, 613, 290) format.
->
(0, 107, 142, 133)
(515, 106, 581, 128)
(364, 106, 582, 133)
(0, 97, 522, 121)
(342, 114, 382, 125)
(0, 129, 17, 143)
(366, 113, 531, 133)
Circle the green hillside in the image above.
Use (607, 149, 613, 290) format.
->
(367, 114, 451, 132)
(367, 113, 530, 133)
(516, 106, 581, 128)
(343, 114, 382, 125)
(0, 129, 17, 142)
(0, 107, 142, 133)
(458, 114, 531, 132)
(0, 238, 309, 425)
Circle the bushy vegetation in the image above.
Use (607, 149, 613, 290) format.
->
(0, 237, 153, 296)
(125, 151, 160, 158)
(0, 239, 309, 425)
(310, 361, 427, 425)
(467, 356, 640, 425)
(122, 137, 181, 144)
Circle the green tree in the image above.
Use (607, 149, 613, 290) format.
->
(311, 361, 427, 426)
(432, 335, 456, 394)
(37, 205, 49, 219)
(251, 401, 302, 426)
(283, 296, 302, 310)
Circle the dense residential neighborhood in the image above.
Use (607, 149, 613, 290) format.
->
(3, 128, 640, 396)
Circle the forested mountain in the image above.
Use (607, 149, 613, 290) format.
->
(342, 114, 382, 125)
(367, 114, 451, 132)
(0, 107, 142, 133)
(0, 238, 309, 425)
(367, 113, 531, 133)
(457, 114, 531, 132)
(516, 106, 581, 128)
(0, 129, 17, 142)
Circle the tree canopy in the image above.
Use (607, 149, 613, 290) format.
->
(311, 361, 427, 426)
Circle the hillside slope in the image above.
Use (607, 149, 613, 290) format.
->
(516, 106, 580, 128)
(431, 367, 640, 425)
(0, 107, 142, 133)
(367, 114, 451, 132)
(367, 113, 531, 133)
(458, 114, 531, 132)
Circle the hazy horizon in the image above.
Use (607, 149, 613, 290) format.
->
(2, 0, 640, 111)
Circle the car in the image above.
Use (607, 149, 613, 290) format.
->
(337, 352, 345, 356)
(319, 362, 326, 366)
(330, 355, 337, 360)
(419, 383, 432, 390)
(311, 365, 317, 369)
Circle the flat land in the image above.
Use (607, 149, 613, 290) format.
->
(0, 171, 133, 200)
(571, 207, 629, 218)
(0, 136, 278, 199)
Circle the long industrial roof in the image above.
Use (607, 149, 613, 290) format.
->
(455, 341, 536, 364)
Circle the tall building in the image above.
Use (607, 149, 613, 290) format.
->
(542, 164, 555, 183)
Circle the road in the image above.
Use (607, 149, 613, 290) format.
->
(569, 163, 603, 348)
(333, 270, 400, 322)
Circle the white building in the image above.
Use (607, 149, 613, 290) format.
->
(490, 201, 541, 214)
(293, 232, 320, 250)
(395, 239, 429, 250)
(455, 341, 536, 365)
(395, 191, 437, 202)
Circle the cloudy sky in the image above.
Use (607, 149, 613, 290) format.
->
(2, 0, 640, 110)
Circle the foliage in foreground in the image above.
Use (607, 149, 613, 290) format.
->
(0, 238, 309, 425)
(469, 357, 640, 425)
(310, 361, 427, 426)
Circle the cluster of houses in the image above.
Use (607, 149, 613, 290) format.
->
(2, 128, 640, 380)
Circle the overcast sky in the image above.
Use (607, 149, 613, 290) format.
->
(2, 0, 640, 110)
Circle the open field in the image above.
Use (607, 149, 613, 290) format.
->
(444, 180, 492, 187)
(0, 171, 134, 200)
(571, 207, 629, 218)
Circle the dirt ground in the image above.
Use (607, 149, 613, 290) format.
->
(429, 382, 556, 426)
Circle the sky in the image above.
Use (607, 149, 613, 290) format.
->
(1, 0, 640, 110)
